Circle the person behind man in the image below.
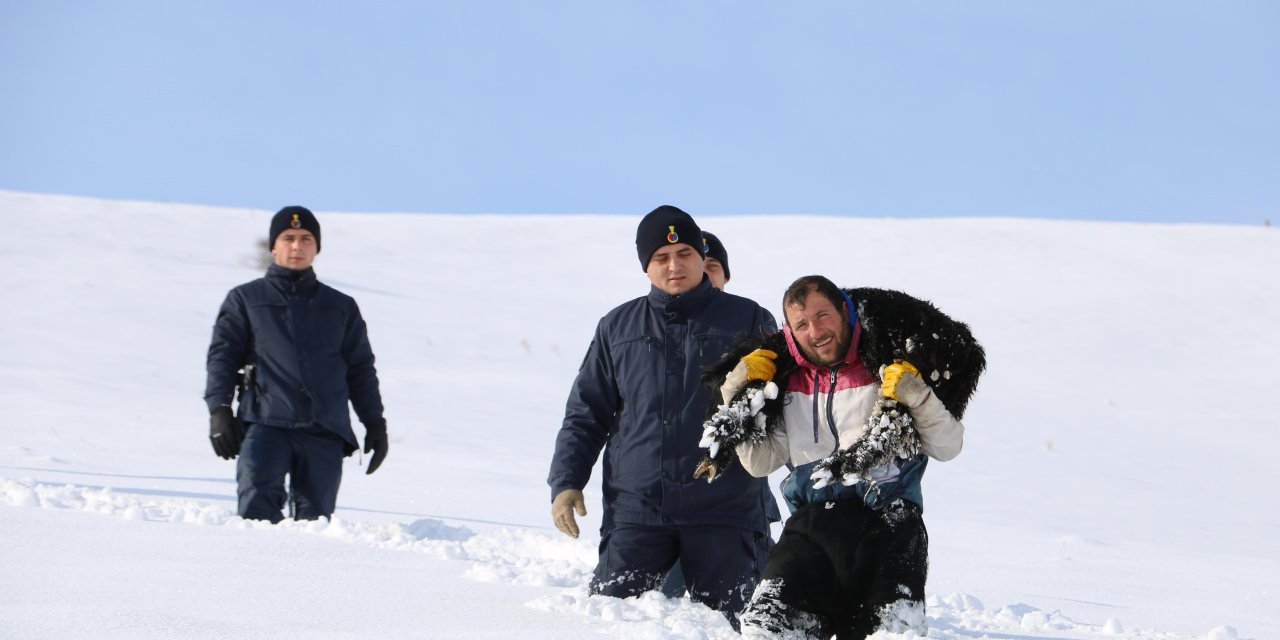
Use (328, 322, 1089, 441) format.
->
(723, 276, 967, 638)
(701, 231, 730, 290)
(548, 205, 777, 623)
(204, 206, 389, 523)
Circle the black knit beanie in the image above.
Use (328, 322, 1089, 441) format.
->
(269, 206, 321, 253)
(701, 231, 730, 282)
(635, 205, 704, 270)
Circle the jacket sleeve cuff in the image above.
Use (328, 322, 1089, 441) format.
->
(549, 483, 581, 502)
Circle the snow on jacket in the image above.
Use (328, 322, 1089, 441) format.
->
(735, 320, 963, 512)
(204, 264, 384, 452)
(549, 277, 777, 534)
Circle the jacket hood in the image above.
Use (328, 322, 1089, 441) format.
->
(266, 264, 319, 295)
(646, 276, 715, 321)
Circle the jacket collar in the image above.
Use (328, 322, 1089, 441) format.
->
(646, 275, 715, 321)
(783, 319, 862, 372)
(266, 263, 319, 295)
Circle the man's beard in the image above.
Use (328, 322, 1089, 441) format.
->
(803, 333, 851, 368)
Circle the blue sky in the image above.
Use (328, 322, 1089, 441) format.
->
(2, 1, 1277, 223)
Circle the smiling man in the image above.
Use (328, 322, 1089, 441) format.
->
(720, 275, 968, 638)
(548, 205, 777, 626)
(204, 206, 389, 523)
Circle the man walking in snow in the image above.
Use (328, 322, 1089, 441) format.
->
(204, 206, 388, 523)
(707, 275, 979, 639)
(547, 205, 777, 623)
(658, 229, 782, 600)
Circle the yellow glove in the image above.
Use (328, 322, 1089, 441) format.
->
(721, 349, 779, 403)
(880, 359, 921, 402)
(742, 349, 778, 382)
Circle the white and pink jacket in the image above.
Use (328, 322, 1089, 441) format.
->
(735, 321, 964, 510)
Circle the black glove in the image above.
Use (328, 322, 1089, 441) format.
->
(209, 405, 246, 460)
(363, 419, 388, 474)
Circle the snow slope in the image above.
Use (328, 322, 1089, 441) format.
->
(1, 190, 1277, 639)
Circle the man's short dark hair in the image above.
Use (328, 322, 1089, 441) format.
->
(782, 275, 846, 325)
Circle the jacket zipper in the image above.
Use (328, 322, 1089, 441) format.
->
(812, 366, 843, 446)
(825, 367, 841, 452)
(811, 370, 821, 443)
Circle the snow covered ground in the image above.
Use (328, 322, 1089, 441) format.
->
(1, 189, 1277, 639)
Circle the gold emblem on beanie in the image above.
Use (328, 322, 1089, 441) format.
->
(291, 214, 301, 229)
(666, 225, 679, 244)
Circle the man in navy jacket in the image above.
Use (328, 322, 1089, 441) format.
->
(204, 206, 388, 523)
(548, 206, 776, 622)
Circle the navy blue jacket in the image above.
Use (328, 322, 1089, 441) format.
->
(204, 265, 384, 451)
(549, 278, 777, 534)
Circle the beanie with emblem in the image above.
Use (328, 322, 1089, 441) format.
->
(635, 205, 703, 271)
(268, 206, 322, 253)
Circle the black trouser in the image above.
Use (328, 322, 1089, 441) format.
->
(236, 424, 346, 523)
(740, 499, 928, 639)
(660, 529, 774, 599)
(590, 524, 767, 625)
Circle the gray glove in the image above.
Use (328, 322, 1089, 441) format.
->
(551, 489, 586, 538)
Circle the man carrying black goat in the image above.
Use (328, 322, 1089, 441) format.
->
(696, 275, 985, 639)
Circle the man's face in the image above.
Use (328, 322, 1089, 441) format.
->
(785, 289, 851, 367)
(704, 257, 728, 290)
(272, 229, 318, 270)
(646, 244, 704, 296)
